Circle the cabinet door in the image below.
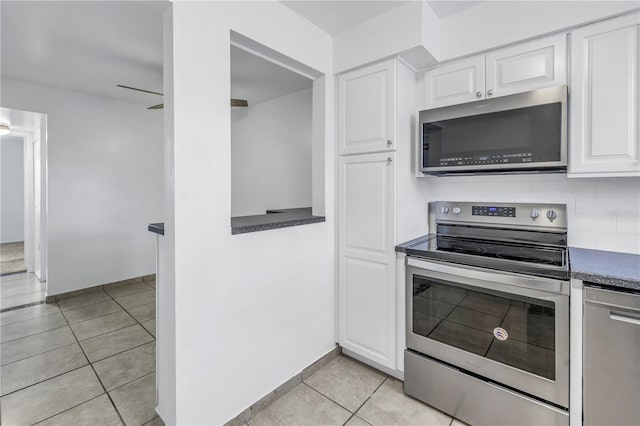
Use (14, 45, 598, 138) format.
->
(569, 13, 640, 177)
(338, 60, 396, 155)
(485, 34, 566, 98)
(338, 153, 396, 369)
(424, 56, 485, 109)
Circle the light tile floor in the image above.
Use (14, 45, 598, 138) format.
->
(1, 278, 467, 426)
(1, 273, 46, 310)
(0, 242, 27, 276)
(248, 355, 469, 426)
(0, 279, 161, 426)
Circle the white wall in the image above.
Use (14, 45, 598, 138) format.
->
(426, 175, 640, 254)
(0, 136, 25, 243)
(166, 2, 334, 424)
(333, 1, 639, 72)
(333, 1, 427, 73)
(439, 1, 639, 61)
(0, 78, 163, 295)
(231, 88, 312, 217)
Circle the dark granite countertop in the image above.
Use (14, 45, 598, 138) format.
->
(395, 234, 433, 253)
(570, 247, 640, 291)
(395, 236, 640, 291)
(231, 207, 325, 235)
(148, 223, 164, 236)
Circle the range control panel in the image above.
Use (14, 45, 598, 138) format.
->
(430, 201, 568, 230)
(472, 206, 516, 217)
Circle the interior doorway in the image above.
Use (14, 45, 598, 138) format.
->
(0, 135, 26, 276)
(0, 107, 48, 310)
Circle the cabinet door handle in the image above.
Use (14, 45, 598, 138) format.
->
(387, 157, 392, 163)
(487, 89, 494, 96)
(476, 91, 482, 98)
(387, 139, 392, 146)
(610, 311, 640, 326)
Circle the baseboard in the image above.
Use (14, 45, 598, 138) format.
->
(45, 274, 153, 302)
(224, 345, 342, 426)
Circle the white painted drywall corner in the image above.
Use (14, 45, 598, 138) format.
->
(333, 1, 425, 73)
(0, 136, 25, 243)
(156, 5, 176, 425)
(0, 78, 163, 295)
(312, 76, 326, 217)
(169, 2, 335, 424)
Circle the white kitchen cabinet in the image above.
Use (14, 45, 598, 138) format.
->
(485, 34, 566, 98)
(424, 34, 566, 109)
(338, 152, 396, 369)
(338, 59, 429, 375)
(569, 13, 640, 177)
(424, 56, 485, 108)
(338, 60, 396, 155)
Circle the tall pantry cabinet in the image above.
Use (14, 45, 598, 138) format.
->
(337, 59, 428, 373)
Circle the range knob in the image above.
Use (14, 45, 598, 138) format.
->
(529, 209, 540, 220)
(452, 207, 461, 215)
(441, 206, 449, 214)
(547, 210, 558, 221)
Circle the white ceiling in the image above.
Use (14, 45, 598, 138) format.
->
(231, 46, 313, 106)
(280, 1, 483, 35)
(1, 1, 169, 106)
(1, 1, 482, 108)
(427, 1, 484, 18)
(281, 1, 410, 35)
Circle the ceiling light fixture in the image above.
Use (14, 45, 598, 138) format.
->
(0, 124, 10, 136)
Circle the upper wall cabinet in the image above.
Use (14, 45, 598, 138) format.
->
(569, 13, 640, 177)
(424, 56, 485, 108)
(485, 34, 566, 98)
(339, 60, 396, 155)
(424, 34, 566, 109)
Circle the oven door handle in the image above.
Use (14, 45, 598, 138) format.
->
(406, 257, 567, 294)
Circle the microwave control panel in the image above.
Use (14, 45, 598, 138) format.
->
(439, 152, 533, 167)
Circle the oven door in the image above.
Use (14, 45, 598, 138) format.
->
(406, 257, 569, 408)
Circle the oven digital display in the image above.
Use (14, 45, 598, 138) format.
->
(472, 206, 516, 217)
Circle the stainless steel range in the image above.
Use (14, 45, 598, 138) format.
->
(404, 202, 569, 426)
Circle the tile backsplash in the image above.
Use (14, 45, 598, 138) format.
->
(426, 174, 640, 254)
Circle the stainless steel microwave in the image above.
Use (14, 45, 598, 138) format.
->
(419, 86, 567, 175)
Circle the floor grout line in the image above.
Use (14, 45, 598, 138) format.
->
(0, 361, 90, 398)
(30, 393, 112, 426)
(1, 283, 158, 425)
(0, 306, 61, 326)
(59, 298, 129, 426)
(61, 306, 130, 327)
(0, 320, 69, 344)
(104, 290, 156, 339)
(0, 299, 46, 313)
(0, 340, 80, 368)
(302, 382, 356, 415)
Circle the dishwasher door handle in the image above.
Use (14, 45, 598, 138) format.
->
(610, 311, 640, 326)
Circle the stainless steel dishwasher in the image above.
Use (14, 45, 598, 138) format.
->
(584, 286, 640, 426)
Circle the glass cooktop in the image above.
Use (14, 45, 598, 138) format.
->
(406, 234, 569, 280)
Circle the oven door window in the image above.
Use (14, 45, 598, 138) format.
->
(412, 275, 556, 380)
